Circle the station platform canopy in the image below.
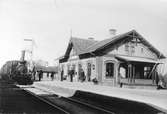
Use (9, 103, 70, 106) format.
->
(115, 55, 162, 64)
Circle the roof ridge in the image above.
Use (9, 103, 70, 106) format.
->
(71, 37, 98, 42)
(70, 36, 98, 55)
(85, 30, 132, 52)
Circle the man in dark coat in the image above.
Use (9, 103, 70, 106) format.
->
(51, 72, 54, 81)
(38, 70, 43, 81)
(69, 70, 74, 82)
(79, 69, 85, 82)
(61, 70, 64, 81)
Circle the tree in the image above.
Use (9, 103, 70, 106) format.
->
(0, 60, 20, 80)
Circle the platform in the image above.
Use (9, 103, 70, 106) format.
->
(32, 80, 167, 111)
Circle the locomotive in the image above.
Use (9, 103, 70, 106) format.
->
(12, 60, 33, 85)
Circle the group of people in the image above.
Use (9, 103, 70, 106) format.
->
(60, 69, 76, 82)
(32, 68, 55, 81)
(60, 68, 86, 82)
(60, 68, 98, 84)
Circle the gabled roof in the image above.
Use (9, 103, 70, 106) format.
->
(64, 37, 98, 56)
(83, 30, 134, 54)
(83, 30, 165, 59)
(61, 30, 165, 60)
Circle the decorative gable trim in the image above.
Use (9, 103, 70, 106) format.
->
(92, 30, 165, 59)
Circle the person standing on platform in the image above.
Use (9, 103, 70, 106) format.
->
(69, 69, 74, 82)
(51, 72, 54, 81)
(32, 66, 36, 81)
(38, 70, 43, 81)
(47, 72, 49, 78)
(79, 69, 85, 82)
(61, 70, 64, 81)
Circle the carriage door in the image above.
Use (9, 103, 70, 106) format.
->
(87, 63, 91, 82)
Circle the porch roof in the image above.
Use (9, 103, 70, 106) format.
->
(115, 55, 161, 63)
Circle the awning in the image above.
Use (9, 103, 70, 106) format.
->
(115, 55, 161, 63)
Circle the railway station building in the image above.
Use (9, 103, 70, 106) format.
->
(58, 30, 166, 87)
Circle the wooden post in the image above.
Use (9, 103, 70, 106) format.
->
(117, 63, 121, 85)
(154, 65, 158, 85)
(128, 63, 132, 84)
(130, 65, 132, 83)
(155, 69, 158, 85)
(130, 64, 133, 83)
(151, 65, 155, 84)
(127, 64, 130, 83)
(154, 71, 156, 85)
(132, 65, 135, 84)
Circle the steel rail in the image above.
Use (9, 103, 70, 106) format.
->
(21, 87, 70, 114)
(63, 97, 115, 114)
(28, 87, 115, 114)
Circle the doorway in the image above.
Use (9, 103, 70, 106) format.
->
(105, 62, 114, 79)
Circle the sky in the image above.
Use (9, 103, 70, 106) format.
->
(0, 0, 167, 66)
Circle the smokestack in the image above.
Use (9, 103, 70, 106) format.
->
(21, 50, 25, 61)
(109, 29, 116, 36)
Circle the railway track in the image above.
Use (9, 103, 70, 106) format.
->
(0, 80, 68, 114)
(22, 86, 166, 114)
(22, 86, 115, 114)
(62, 96, 115, 114)
(23, 88, 70, 114)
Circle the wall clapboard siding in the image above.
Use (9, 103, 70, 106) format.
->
(108, 42, 158, 59)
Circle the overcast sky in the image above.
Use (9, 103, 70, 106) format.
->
(0, 0, 167, 66)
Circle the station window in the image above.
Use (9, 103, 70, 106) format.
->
(125, 43, 129, 52)
(141, 48, 144, 53)
(131, 45, 135, 53)
(144, 66, 152, 79)
(105, 62, 114, 78)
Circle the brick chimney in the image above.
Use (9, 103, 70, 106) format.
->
(88, 37, 94, 40)
(109, 29, 116, 36)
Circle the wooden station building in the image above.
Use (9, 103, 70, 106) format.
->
(58, 30, 166, 87)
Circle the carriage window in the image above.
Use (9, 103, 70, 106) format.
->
(105, 62, 114, 78)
